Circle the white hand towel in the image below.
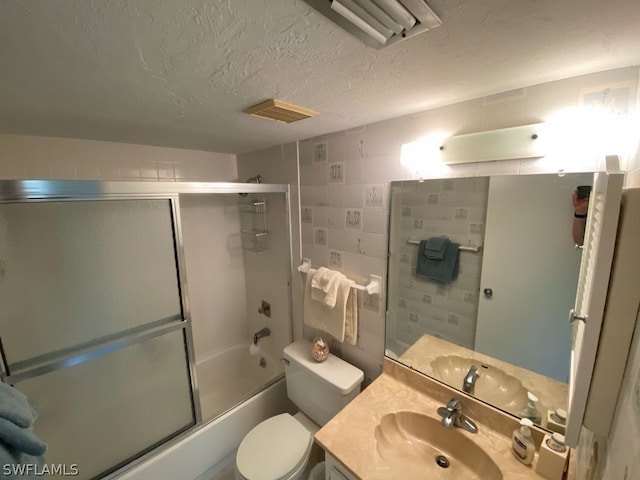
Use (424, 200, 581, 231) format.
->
(310, 267, 345, 308)
(304, 268, 357, 344)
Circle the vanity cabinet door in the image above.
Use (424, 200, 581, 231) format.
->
(325, 453, 359, 480)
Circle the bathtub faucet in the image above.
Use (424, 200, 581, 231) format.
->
(253, 327, 271, 345)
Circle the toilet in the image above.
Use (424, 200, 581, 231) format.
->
(235, 339, 364, 480)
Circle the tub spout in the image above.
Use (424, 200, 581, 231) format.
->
(253, 327, 271, 345)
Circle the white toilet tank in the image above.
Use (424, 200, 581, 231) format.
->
(283, 340, 364, 426)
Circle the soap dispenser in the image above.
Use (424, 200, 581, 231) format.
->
(512, 418, 536, 465)
(521, 392, 542, 424)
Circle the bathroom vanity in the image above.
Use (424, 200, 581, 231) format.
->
(315, 358, 575, 479)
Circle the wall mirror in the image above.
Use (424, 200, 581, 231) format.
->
(385, 172, 593, 430)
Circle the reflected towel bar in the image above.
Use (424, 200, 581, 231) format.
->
(297, 258, 381, 295)
(406, 239, 482, 253)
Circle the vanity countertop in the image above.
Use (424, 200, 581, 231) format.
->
(315, 359, 575, 480)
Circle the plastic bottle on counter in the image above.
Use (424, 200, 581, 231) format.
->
(512, 418, 536, 466)
(520, 392, 542, 424)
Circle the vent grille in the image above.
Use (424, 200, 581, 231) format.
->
(303, 0, 442, 49)
(244, 100, 318, 124)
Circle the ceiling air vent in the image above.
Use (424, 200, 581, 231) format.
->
(303, 0, 442, 49)
(243, 99, 319, 124)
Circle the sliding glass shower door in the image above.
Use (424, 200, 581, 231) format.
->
(0, 198, 197, 479)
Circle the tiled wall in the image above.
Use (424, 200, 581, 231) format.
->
(387, 178, 489, 352)
(295, 66, 639, 383)
(0, 133, 237, 181)
(236, 143, 302, 363)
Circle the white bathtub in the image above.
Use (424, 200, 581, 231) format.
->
(114, 345, 290, 480)
(116, 379, 290, 480)
(196, 344, 281, 421)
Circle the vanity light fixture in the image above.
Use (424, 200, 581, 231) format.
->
(439, 123, 545, 165)
(303, 0, 442, 49)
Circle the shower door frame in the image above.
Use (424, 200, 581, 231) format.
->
(0, 179, 294, 477)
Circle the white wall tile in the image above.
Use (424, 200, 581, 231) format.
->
(344, 157, 364, 184)
(99, 158, 123, 180)
(440, 98, 483, 135)
(51, 158, 77, 179)
(312, 162, 328, 186)
(364, 184, 387, 209)
(327, 208, 345, 229)
(313, 207, 329, 228)
(363, 209, 387, 234)
(75, 158, 100, 179)
(480, 89, 527, 131)
(157, 162, 176, 181)
(139, 160, 159, 181)
(364, 155, 404, 183)
(327, 133, 346, 164)
(300, 165, 313, 186)
(626, 168, 640, 187)
(344, 184, 364, 208)
(299, 139, 313, 166)
(327, 184, 345, 207)
(301, 224, 314, 245)
(345, 127, 366, 161)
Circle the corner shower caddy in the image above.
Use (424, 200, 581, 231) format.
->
(240, 197, 268, 253)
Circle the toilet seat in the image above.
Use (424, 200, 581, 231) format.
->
(236, 413, 313, 480)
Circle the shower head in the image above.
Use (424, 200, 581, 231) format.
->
(246, 175, 263, 184)
(239, 175, 263, 196)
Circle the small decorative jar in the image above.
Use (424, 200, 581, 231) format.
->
(311, 337, 329, 362)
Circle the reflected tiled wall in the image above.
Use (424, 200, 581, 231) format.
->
(387, 178, 489, 351)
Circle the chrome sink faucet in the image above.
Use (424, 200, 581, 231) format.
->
(437, 398, 478, 433)
(463, 365, 480, 395)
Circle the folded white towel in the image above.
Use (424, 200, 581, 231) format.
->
(310, 267, 345, 308)
(304, 268, 358, 345)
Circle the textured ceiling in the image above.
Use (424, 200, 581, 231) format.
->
(1, 0, 640, 154)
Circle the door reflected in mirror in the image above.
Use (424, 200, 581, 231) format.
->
(385, 172, 593, 429)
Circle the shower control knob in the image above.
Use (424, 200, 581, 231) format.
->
(258, 300, 271, 317)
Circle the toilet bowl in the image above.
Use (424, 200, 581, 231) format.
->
(235, 413, 317, 480)
(234, 340, 363, 480)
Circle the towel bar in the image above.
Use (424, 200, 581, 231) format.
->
(297, 258, 381, 295)
(406, 239, 482, 253)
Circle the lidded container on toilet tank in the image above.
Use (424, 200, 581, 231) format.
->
(283, 340, 364, 426)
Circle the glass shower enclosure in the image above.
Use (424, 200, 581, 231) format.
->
(0, 180, 293, 479)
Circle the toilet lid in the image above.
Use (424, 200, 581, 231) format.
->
(236, 413, 313, 480)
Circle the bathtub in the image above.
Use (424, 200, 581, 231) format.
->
(196, 344, 282, 421)
(114, 345, 290, 480)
